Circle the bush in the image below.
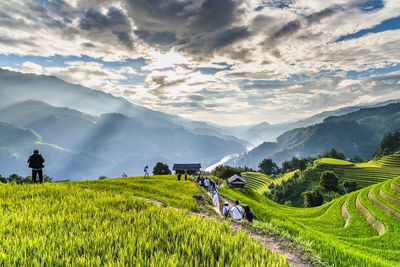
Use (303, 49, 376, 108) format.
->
(258, 158, 280, 176)
(343, 180, 358, 193)
(212, 165, 240, 179)
(320, 171, 339, 192)
(153, 162, 172, 175)
(304, 187, 324, 207)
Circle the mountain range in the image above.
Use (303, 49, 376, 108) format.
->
(229, 102, 400, 168)
(1, 68, 400, 179)
(0, 69, 248, 179)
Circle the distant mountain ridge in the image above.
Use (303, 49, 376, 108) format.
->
(229, 102, 400, 168)
(0, 69, 250, 179)
(0, 68, 249, 147)
(233, 99, 400, 145)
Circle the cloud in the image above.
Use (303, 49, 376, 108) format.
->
(0, 0, 400, 126)
(21, 61, 44, 75)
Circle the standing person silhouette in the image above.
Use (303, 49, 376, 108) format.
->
(144, 166, 149, 177)
(28, 149, 45, 183)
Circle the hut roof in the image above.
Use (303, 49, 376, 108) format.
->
(173, 163, 201, 171)
(227, 174, 246, 184)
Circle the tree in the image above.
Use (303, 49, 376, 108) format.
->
(343, 180, 358, 193)
(304, 187, 324, 207)
(213, 165, 240, 179)
(298, 159, 307, 172)
(258, 158, 280, 176)
(153, 162, 171, 175)
(320, 171, 339, 192)
(350, 155, 363, 163)
(320, 149, 345, 160)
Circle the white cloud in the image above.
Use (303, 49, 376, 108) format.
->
(21, 61, 44, 75)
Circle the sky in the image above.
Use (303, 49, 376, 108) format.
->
(0, 0, 400, 126)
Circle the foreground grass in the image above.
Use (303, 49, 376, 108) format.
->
(77, 175, 199, 211)
(0, 177, 288, 266)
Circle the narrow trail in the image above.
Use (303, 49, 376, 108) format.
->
(207, 191, 312, 267)
(137, 188, 314, 267)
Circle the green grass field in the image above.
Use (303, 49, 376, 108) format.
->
(315, 151, 400, 187)
(0, 175, 288, 266)
(220, 175, 400, 267)
(242, 170, 299, 194)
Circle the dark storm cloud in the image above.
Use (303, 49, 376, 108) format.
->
(265, 6, 341, 50)
(134, 30, 177, 47)
(124, 0, 248, 57)
(79, 8, 133, 49)
(272, 20, 301, 39)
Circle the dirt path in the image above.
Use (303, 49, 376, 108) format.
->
(207, 192, 312, 267)
(143, 190, 314, 267)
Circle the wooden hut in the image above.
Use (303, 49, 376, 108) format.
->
(173, 163, 201, 175)
(227, 174, 246, 189)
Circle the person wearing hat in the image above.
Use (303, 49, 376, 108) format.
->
(223, 201, 231, 218)
(27, 149, 45, 183)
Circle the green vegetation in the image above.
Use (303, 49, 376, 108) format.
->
(316, 151, 400, 187)
(258, 158, 280, 175)
(212, 165, 241, 179)
(374, 128, 400, 157)
(0, 173, 53, 184)
(242, 171, 298, 195)
(0, 175, 288, 266)
(219, 175, 400, 266)
(152, 162, 171, 175)
(78, 175, 198, 211)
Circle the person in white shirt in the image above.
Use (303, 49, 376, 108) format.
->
(212, 188, 219, 206)
(231, 200, 243, 220)
(204, 178, 210, 189)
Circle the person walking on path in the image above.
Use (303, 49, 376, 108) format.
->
(223, 201, 231, 218)
(212, 187, 219, 206)
(243, 206, 255, 223)
(177, 173, 182, 181)
(144, 166, 149, 177)
(28, 149, 45, 184)
(184, 170, 188, 181)
(231, 200, 243, 220)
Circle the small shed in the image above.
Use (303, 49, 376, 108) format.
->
(173, 163, 201, 175)
(227, 174, 246, 189)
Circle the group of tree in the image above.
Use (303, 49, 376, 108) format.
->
(266, 169, 358, 207)
(0, 173, 53, 184)
(212, 165, 241, 179)
(281, 156, 315, 173)
(373, 129, 400, 158)
(303, 171, 358, 207)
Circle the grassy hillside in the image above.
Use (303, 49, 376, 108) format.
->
(0, 175, 288, 266)
(316, 151, 400, 187)
(220, 175, 400, 266)
(242, 171, 299, 194)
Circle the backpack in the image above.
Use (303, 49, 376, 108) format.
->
(223, 206, 230, 217)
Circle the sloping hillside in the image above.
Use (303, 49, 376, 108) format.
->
(220, 175, 400, 266)
(0, 176, 287, 266)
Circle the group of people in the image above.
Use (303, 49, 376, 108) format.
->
(195, 175, 219, 206)
(177, 171, 188, 181)
(223, 200, 255, 223)
(194, 175, 254, 222)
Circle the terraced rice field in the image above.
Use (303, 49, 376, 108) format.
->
(242, 171, 298, 194)
(316, 152, 400, 187)
(220, 175, 400, 266)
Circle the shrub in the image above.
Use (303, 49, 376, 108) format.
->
(153, 162, 172, 175)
